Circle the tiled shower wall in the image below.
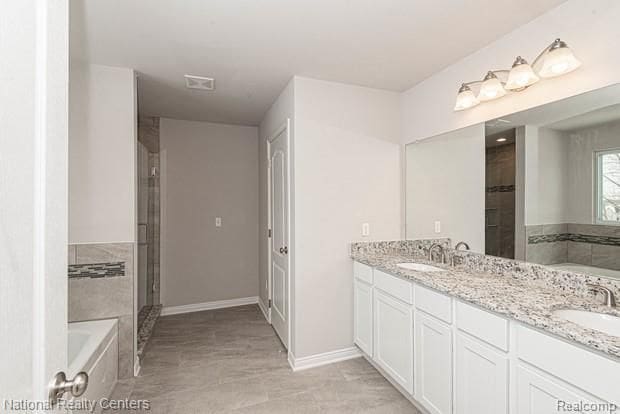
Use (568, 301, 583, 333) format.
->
(526, 223, 620, 269)
(68, 242, 135, 378)
(485, 143, 516, 259)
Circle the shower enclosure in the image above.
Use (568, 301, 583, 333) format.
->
(137, 117, 161, 345)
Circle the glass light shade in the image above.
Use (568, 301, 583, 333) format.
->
(478, 74, 506, 102)
(505, 61, 539, 90)
(538, 44, 581, 78)
(454, 86, 479, 111)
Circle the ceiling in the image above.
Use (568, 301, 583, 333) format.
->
(70, 0, 567, 126)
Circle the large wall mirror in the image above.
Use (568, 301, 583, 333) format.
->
(406, 83, 620, 280)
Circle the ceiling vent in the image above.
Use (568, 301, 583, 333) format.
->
(184, 75, 215, 91)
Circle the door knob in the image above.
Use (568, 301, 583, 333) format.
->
(279, 247, 284, 254)
(48, 371, 89, 406)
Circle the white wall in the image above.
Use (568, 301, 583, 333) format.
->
(292, 77, 401, 358)
(401, 0, 620, 144)
(69, 63, 137, 244)
(405, 124, 486, 252)
(160, 118, 259, 307)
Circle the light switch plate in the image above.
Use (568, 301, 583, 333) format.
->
(362, 223, 370, 237)
(434, 221, 441, 233)
(215, 217, 222, 227)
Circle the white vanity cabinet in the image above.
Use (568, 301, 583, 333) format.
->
(414, 311, 453, 414)
(351, 260, 619, 414)
(515, 364, 605, 414)
(373, 288, 414, 394)
(454, 300, 509, 414)
(353, 262, 373, 356)
(455, 332, 509, 414)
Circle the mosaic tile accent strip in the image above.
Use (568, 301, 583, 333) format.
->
(486, 184, 515, 193)
(528, 233, 620, 246)
(68, 262, 125, 279)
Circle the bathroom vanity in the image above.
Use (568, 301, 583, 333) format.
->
(351, 240, 619, 414)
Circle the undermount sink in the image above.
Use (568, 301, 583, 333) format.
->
(553, 309, 620, 337)
(396, 263, 444, 272)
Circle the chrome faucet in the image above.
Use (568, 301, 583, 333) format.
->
(455, 241, 470, 251)
(587, 284, 617, 308)
(428, 243, 446, 264)
(451, 241, 470, 267)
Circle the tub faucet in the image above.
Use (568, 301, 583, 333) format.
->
(428, 243, 445, 264)
(587, 284, 616, 308)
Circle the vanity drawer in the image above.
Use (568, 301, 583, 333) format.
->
(374, 269, 413, 305)
(353, 261, 373, 284)
(456, 301, 508, 351)
(517, 325, 619, 404)
(415, 284, 452, 323)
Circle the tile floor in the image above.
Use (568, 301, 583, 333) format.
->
(109, 304, 420, 413)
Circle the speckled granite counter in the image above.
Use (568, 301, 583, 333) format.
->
(351, 240, 620, 360)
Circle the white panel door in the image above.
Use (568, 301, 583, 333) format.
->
(373, 289, 413, 394)
(268, 122, 290, 348)
(415, 312, 453, 414)
(516, 364, 607, 414)
(353, 279, 373, 356)
(455, 332, 509, 414)
(0, 0, 69, 404)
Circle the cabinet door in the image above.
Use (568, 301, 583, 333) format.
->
(516, 364, 606, 414)
(353, 279, 373, 356)
(414, 312, 452, 414)
(373, 289, 413, 394)
(455, 332, 509, 414)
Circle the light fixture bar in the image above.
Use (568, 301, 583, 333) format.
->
(453, 38, 581, 111)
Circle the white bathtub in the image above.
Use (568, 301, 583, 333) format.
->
(550, 263, 620, 280)
(68, 319, 119, 412)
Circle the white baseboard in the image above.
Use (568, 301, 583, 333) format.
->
(258, 297, 271, 323)
(288, 346, 362, 372)
(160, 296, 259, 316)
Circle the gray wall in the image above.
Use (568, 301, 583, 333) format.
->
(160, 118, 259, 307)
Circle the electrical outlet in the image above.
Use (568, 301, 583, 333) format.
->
(434, 221, 441, 233)
(215, 217, 222, 227)
(362, 223, 370, 237)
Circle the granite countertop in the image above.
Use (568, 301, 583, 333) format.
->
(351, 249, 620, 360)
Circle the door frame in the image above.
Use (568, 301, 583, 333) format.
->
(266, 119, 291, 350)
(0, 0, 69, 402)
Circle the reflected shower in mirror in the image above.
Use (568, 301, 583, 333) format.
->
(405, 83, 620, 281)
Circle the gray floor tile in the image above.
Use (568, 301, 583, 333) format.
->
(107, 304, 416, 413)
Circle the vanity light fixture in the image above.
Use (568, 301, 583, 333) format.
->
(505, 56, 539, 91)
(454, 38, 581, 111)
(478, 71, 507, 101)
(454, 84, 479, 111)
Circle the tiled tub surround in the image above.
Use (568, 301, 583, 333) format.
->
(350, 240, 620, 359)
(526, 223, 620, 268)
(68, 242, 136, 378)
(68, 262, 125, 279)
